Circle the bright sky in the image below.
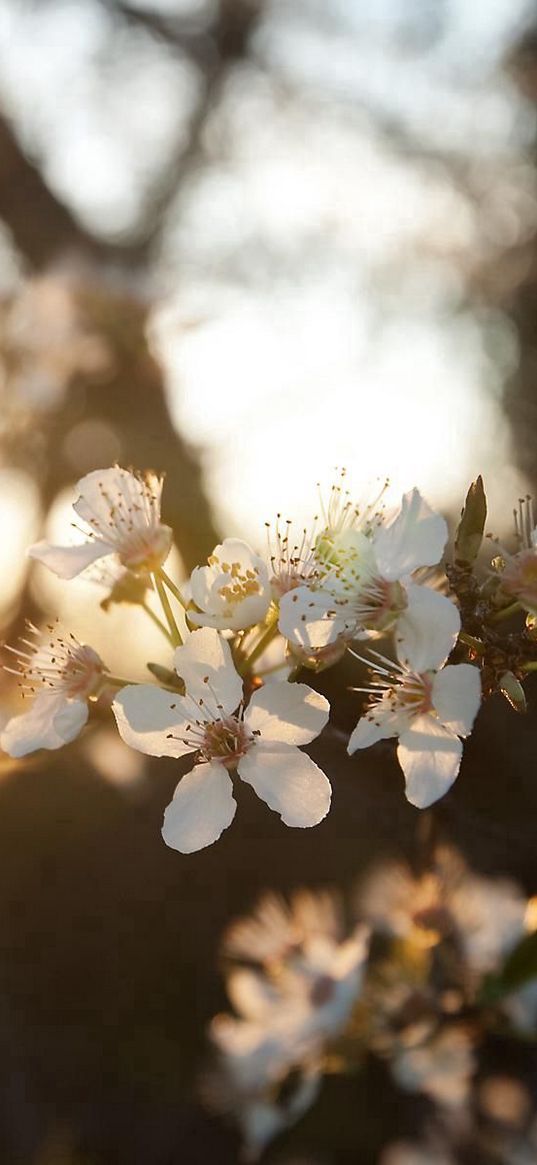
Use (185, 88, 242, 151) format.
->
(0, 0, 534, 578)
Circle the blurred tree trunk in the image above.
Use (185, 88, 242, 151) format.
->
(0, 111, 220, 575)
(502, 32, 537, 489)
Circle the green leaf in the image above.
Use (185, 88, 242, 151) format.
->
(500, 930, 537, 991)
(479, 931, 537, 1004)
(454, 476, 487, 567)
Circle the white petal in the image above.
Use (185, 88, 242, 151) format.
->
(396, 585, 460, 672)
(278, 586, 351, 649)
(397, 715, 463, 808)
(27, 538, 112, 579)
(189, 593, 270, 633)
(226, 968, 282, 1020)
(245, 682, 329, 746)
(189, 565, 224, 612)
(238, 742, 331, 827)
(112, 685, 194, 758)
(1, 693, 88, 757)
(73, 466, 158, 530)
(190, 539, 270, 631)
(173, 627, 242, 716)
(374, 488, 448, 580)
(432, 664, 481, 737)
(161, 762, 236, 853)
(347, 707, 400, 753)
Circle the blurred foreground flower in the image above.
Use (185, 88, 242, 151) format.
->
(204, 853, 537, 1158)
(207, 888, 368, 1158)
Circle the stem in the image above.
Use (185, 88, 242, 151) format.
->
(141, 601, 173, 645)
(103, 674, 136, 689)
(490, 601, 521, 624)
(257, 661, 289, 678)
(238, 618, 279, 677)
(153, 573, 182, 647)
(158, 568, 189, 610)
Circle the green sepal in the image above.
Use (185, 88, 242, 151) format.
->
(146, 662, 185, 693)
(454, 476, 487, 567)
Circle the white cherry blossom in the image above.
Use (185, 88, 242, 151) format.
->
(226, 924, 368, 1046)
(223, 888, 345, 963)
(112, 627, 331, 852)
(359, 848, 528, 974)
(391, 1025, 475, 1108)
(279, 489, 448, 652)
(1, 624, 105, 757)
(347, 587, 481, 808)
(189, 538, 271, 631)
(28, 466, 172, 580)
(209, 1012, 321, 1160)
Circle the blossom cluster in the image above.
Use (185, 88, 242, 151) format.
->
(207, 850, 537, 1159)
(1, 464, 536, 852)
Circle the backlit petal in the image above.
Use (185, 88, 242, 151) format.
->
(396, 585, 460, 672)
(112, 684, 194, 757)
(238, 742, 331, 827)
(28, 538, 112, 579)
(245, 682, 329, 745)
(1, 692, 87, 757)
(432, 664, 481, 737)
(161, 762, 236, 853)
(173, 627, 242, 716)
(398, 715, 462, 808)
(375, 488, 447, 580)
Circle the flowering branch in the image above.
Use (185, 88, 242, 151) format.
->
(2, 463, 537, 854)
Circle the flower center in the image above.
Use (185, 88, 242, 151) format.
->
(310, 974, 336, 1007)
(119, 524, 172, 574)
(211, 556, 263, 608)
(201, 715, 254, 769)
(356, 577, 408, 631)
(393, 672, 433, 716)
(8, 629, 105, 699)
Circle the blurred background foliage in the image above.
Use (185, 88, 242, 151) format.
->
(1, 1, 537, 1161)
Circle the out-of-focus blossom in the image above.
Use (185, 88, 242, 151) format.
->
(226, 924, 369, 1046)
(28, 466, 172, 579)
(347, 586, 481, 807)
(0, 277, 111, 415)
(112, 627, 330, 852)
(279, 489, 447, 651)
(477, 1074, 532, 1129)
(1, 624, 105, 756)
(497, 497, 537, 614)
(359, 848, 528, 976)
(223, 889, 344, 964)
(391, 1025, 475, 1107)
(380, 1138, 455, 1165)
(209, 888, 369, 1157)
(189, 538, 271, 631)
(209, 1014, 321, 1161)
